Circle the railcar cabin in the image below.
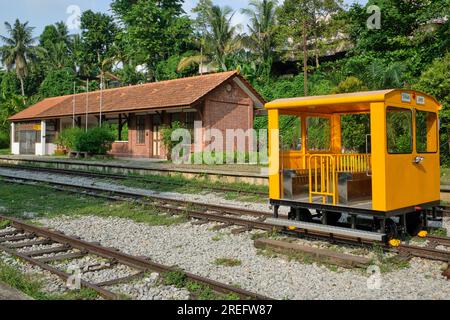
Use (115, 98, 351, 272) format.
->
(265, 90, 442, 242)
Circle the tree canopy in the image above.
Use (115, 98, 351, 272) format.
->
(0, 0, 448, 162)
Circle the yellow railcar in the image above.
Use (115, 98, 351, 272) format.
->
(266, 89, 442, 241)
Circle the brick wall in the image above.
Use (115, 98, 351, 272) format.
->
(125, 79, 256, 158)
(203, 80, 254, 152)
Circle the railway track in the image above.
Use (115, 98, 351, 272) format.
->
(0, 164, 266, 197)
(0, 170, 449, 275)
(0, 215, 271, 300)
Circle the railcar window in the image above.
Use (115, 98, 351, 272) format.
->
(416, 110, 437, 153)
(386, 107, 412, 154)
(279, 115, 301, 151)
(341, 114, 370, 153)
(307, 117, 331, 151)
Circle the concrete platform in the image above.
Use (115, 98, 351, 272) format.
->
(0, 282, 33, 300)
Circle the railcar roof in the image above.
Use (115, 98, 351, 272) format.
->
(265, 89, 441, 110)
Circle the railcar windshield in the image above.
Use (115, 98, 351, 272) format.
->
(386, 107, 413, 154)
(416, 110, 438, 153)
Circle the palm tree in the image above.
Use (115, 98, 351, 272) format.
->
(241, 0, 278, 79)
(54, 21, 70, 45)
(40, 42, 71, 70)
(0, 19, 39, 96)
(178, 5, 241, 72)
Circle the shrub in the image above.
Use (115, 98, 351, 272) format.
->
(56, 127, 84, 151)
(74, 126, 116, 155)
(161, 121, 186, 161)
(0, 131, 9, 149)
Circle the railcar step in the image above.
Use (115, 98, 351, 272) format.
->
(265, 218, 385, 242)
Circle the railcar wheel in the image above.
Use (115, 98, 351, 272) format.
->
(385, 219, 398, 240)
(321, 211, 342, 226)
(406, 212, 423, 236)
(288, 208, 312, 222)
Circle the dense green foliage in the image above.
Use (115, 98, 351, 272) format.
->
(74, 126, 116, 155)
(57, 126, 115, 155)
(55, 127, 84, 151)
(161, 121, 186, 161)
(0, 0, 448, 162)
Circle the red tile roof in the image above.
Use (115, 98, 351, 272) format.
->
(10, 71, 265, 121)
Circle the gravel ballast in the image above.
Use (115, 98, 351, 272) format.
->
(37, 215, 450, 300)
(1, 167, 449, 300)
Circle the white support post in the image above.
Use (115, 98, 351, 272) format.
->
(10, 122, 14, 149)
(40, 121, 46, 156)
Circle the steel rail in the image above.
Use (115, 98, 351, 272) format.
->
(0, 164, 266, 197)
(0, 171, 270, 218)
(0, 175, 382, 244)
(0, 215, 272, 300)
(1, 173, 449, 266)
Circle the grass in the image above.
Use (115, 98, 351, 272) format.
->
(441, 168, 450, 185)
(3, 162, 268, 202)
(119, 173, 267, 203)
(430, 228, 448, 237)
(211, 234, 223, 241)
(370, 244, 410, 273)
(0, 149, 10, 155)
(0, 220, 10, 229)
(0, 261, 98, 300)
(213, 258, 242, 267)
(163, 269, 240, 300)
(0, 180, 187, 226)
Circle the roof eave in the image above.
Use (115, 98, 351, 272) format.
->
(265, 94, 388, 109)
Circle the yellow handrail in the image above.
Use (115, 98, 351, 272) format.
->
(335, 154, 371, 173)
(308, 154, 337, 205)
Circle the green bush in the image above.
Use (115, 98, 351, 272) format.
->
(0, 131, 9, 149)
(75, 127, 116, 155)
(161, 121, 186, 161)
(55, 127, 84, 151)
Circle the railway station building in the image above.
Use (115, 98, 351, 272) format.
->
(9, 71, 265, 159)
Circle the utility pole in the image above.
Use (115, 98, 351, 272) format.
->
(302, 20, 309, 97)
(85, 79, 89, 132)
(72, 82, 76, 128)
(100, 74, 103, 127)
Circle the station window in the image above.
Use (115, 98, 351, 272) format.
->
(386, 107, 412, 154)
(45, 120, 58, 144)
(416, 110, 437, 153)
(185, 112, 196, 130)
(171, 113, 181, 124)
(14, 124, 19, 143)
(136, 115, 146, 144)
(279, 115, 301, 151)
(307, 117, 330, 151)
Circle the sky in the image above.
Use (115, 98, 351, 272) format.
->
(0, 0, 368, 39)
